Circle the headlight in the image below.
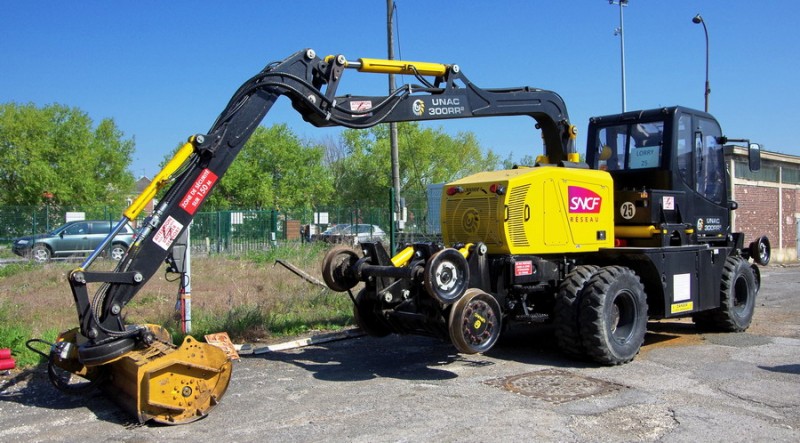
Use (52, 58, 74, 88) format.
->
(15, 239, 29, 246)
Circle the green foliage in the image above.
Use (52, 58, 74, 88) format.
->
(242, 241, 329, 267)
(0, 302, 59, 367)
(0, 262, 36, 279)
(329, 122, 500, 206)
(0, 102, 135, 207)
(167, 294, 352, 344)
(204, 124, 334, 210)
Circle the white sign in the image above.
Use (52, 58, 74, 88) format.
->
(65, 212, 85, 222)
(314, 212, 329, 224)
(673, 273, 691, 302)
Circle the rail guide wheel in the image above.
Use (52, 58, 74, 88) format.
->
(321, 246, 360, 292)
(448, 288, 502, 354)
(424, 248, 469, 304)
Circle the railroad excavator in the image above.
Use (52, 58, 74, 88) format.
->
(42, 48, 769, 425)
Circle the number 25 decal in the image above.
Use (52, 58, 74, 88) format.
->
(620, 201, 636, 220)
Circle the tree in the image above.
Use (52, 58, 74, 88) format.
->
(0, 102, 135, 207)
(329, 122, 500, 205)
(203, 124, 333, 211)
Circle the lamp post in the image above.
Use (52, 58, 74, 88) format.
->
(609, 0, 628, 112)
(692, 13, 710, 112)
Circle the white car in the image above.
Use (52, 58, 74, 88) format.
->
(319, 224, 387, 246)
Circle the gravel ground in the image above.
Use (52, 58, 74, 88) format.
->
(1, 264, 798, 442)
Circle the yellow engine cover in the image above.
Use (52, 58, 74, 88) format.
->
(441, 166, 615, 255)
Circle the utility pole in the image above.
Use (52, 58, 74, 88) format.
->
(610, 0, 628, 112)
(387, 0, 401, 253)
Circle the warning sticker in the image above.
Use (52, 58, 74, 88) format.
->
(670, 301, 694, 314)
(514, 261, 534, 276)
(153, 216, 184, 251)
(179, 169, 218, 215)
(350, 100, 373, 112)
(662, 195, 675, 211)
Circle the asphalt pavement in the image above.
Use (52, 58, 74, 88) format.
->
(1, 265, 798, 442)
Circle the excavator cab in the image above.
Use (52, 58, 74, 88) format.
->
(585, 106, 759, 248)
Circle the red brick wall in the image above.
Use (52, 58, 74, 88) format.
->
(733, 184, 779, 245)
(734, 184, 799, 261)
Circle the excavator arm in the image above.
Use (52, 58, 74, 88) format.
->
(56, 49, 576, 424)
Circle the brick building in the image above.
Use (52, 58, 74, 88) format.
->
(727, 146, 800, 263)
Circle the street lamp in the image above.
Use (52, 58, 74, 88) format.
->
(609, 0, 628, 112)
(692, 13, 710, 112)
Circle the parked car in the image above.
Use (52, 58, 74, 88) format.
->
(11, 220, 135, 263)
(317, 224, 387, 246)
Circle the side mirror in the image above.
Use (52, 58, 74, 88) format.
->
(748, 143, 761, 172)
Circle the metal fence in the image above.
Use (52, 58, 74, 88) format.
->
(0, 188, 444, 256)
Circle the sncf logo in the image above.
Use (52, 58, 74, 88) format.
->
(568, 186, 602, 213)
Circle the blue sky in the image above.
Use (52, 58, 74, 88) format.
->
(2, 1, 798, 179)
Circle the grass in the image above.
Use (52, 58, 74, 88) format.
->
(0, 242, 357, 368)
(0, 302, 60, 367)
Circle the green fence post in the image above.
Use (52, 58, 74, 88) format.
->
(389, 187, 395, 255)
(216, 211, 222, 254)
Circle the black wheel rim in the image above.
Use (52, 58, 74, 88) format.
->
(732, 274, 750, 315)
(610, 290, 636, 343)
(424, 249, 469, 304)
(458, 297, 499, 352)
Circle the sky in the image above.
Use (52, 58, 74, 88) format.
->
(2, 1, 798, 179)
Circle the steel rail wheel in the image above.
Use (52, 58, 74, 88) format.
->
(424, 248, 469, 304)
(448, 288, 502, 354)
(321, 246, 360, 292)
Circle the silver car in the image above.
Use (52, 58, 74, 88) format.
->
(11, 220, 134, 263)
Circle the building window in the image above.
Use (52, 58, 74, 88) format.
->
(782, 166, 800, 185)
(735, 160, 779, 182)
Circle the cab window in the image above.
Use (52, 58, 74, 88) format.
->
(676, 114, 693, 187)
(595, 121, 664, 171)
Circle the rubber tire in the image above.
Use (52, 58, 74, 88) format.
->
(31, 244, 51, 263)
(353, 289, 391, 337)
(694, 256, 756, 332)
(749, 236, 771, 266)
(554, 265, 599, 356)
(448, 288, 502, 354)
(579, 266, 648, 365)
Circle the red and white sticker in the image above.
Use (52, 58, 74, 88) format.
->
(514, 260, 534, 276)
(350, 100, 373, 112)
(153, 216, 184, 251)
(179, 168, 218, 215)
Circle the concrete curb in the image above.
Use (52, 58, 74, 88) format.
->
(236, 328, 366, 356)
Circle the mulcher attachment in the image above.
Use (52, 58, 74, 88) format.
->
(49, 325, 232, 424)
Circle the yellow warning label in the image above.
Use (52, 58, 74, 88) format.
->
(670, 301, 694, 314)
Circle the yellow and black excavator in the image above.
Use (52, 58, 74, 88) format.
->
(43, 48, 769, 424)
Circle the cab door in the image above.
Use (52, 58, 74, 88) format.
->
(687, 113, 729, 241)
